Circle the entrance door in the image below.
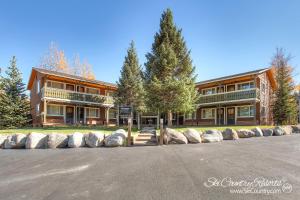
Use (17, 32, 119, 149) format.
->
(217, 108, 225, 125)
(66, 106, 74, 124)
(76, 107, 85, 124)
(227, 107, 235, 125)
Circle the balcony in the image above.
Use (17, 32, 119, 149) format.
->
(41, 87, 114, 106)
(198, 88, 260, 105)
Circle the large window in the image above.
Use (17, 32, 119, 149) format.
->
(202, 88, 216, 95)
(201, 108, 215, 119)
(47, 81, 64, 89)
(109, 109, 117, 119)
(47, 105, 64, 116)
(237, 82, 254, 90)
(86, 108, 99, 118)
(185, 112, 196, 120)
(86, 87, 99, 95)
(237, 106, 254, 117)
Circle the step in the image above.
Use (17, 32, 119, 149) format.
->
(135, 138, 157, 142)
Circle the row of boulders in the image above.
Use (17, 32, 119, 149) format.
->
(163, 125, 300, 144)
(0, 129, 128, 149)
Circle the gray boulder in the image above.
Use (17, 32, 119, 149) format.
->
(47, 133, 68, 148)
(0, 135, 7, 148)
(273, 126, 285, 136)
(202, 130, 223, 143)
(237, 129, 255, 138)
(282, 126, 293, 135)
(4, 134, 27, 149)
(252, 127, 263, 137)
(165, 128, 188, 144)
(183, 129, 202, 143)
(25, 133, 47, 149)
(68, 132, 86, 148)
(262, 128, 273, 136)
(85, 131, 105, 147)
(222, 128, 239, 140)
(112, 129, 128, 139)
(104, 134, 124, 147)
(292, 125, 300, 133)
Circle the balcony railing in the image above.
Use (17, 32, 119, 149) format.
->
(199, 88, 260, 105)
(41, 87, 114, 105)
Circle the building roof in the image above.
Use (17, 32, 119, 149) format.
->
(196, 68, 269, 85)
(27, 67, 117, 90)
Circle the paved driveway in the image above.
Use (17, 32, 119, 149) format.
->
(0, 134, 299, 200)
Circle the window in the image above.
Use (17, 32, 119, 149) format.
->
(86, 87, 99, 94)
(109, 109, 117, 119)
(86, 108, 99, 118)
(47, 81, 64, 89)
(202, 108, 215, 119)
(47, 105, 64, 116)
(36, 80, 40, 94)
(36, 104, 40, 113)
(237, 82, 254, 90)
(185, 112, 195, 120)
(237, 106, 254, 117)
(227, 85, 235, 92)
(202, 88, 216, 95)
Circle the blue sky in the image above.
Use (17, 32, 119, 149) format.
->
(0, 0, 300, 85)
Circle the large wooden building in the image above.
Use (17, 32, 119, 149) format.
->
(27, 67, 276, 127)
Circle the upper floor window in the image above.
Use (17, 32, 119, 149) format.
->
(201, 108, 215, 119)
(36, 80, 40, 94)
(237, 106, 254, 117)
(86, 87, 99, 95)
(86, 108, 99, 118)
(202, 88, 216, 95)
(237, 82, 254, 90)
(47, 81, 64, 89)
(47, 105, 64, 116)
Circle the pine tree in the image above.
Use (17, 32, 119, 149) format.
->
(115, 41, 145, 114)
(0, 56, 30, 128)
(272, 48, 298, 125)
(144, 8, 199, 126)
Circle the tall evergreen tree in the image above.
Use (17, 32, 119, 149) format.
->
(0, 56, 30, 128)
(272, 48, 298, 125)
(144, 8, 199, 126)
(115, 41, 145, 115)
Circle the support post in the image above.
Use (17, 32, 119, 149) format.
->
(159, 118, 164, 145)
(127, 117, 132, 146)
(43, 100, 47, 124)
(106, 107, 110, 126)
(117, 105, 119, 126)
(137, 112, 140, 130)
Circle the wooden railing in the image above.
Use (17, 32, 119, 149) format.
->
(199, 88, 260, 105)
(41, 87, 114, 105)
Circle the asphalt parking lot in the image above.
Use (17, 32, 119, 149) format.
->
(0, 134, 299, 200)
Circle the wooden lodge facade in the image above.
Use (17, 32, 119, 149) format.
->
(27, 67, 276, 127)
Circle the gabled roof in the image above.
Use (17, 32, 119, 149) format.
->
(27, 67, 117, 90)
(196, 68, 270, 85)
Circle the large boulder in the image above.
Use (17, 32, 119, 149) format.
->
(4, 134, 27, 149)
(112, 129, 128, 139)
(25, 133, 47, 149)
(68, 132, 86, 148)
(47, 133, 68, 148)
(262, 128, 273, 136)
(252, 127, 264, 137)
(291, 125, 300, 133)
(183, 129, 202, 143)
(84, 132, 105, 147)
(237, 129, 255, 138)
(282, 126, 293, 135)
(273, 126, 285, 136)
(104, 134, 124, 147)
(202, 130, 223, 143)
(222, 128, 239, 140)
(165, 128, 188, 144)
(0, 135, 7, 148)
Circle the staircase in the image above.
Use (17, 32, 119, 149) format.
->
(134, 127, 157, 146)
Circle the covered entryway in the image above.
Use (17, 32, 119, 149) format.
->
(66, 106, 74, 124)
(217, 108, 225, 125)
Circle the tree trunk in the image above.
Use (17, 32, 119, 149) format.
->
(167, 111, 172, 127)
